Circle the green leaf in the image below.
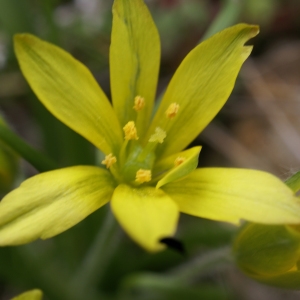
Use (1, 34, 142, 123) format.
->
(285, 170, 300, 193)
(0, 116, 19, 192)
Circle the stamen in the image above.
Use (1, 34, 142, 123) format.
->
(149, 127, 166, 144)
(133, 96, 145, 111)
(174, 156, 186, 167)
(166, 103, 180, 119)
(135, 169, 152, 183)
(101, 153, 117, 169)
(123, 121, 139, 140)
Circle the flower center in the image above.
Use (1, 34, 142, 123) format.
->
(135, 169, 151, 183)
(102, 98, 180, 186)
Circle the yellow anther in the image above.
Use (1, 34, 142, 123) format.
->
(149, 127, 166, 144)
(133, 96, 145, 111)
(174, 156, 186, 167)
(123, 121, 139, 140)
(166, 103, 180, 119)
(135, 169, 152, 183)
(101, 153, 117, 169)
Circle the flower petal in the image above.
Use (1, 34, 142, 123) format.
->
(147, 24, 259, 158)
(12, 289, 43, 300)
(110, 0, 160, 135)
(14, 34, 123, 154)
(162, 168, 300, 224)
(111, 184, 179, 252)
(0, 166, 116, 245)
(154, 146, 201, 188)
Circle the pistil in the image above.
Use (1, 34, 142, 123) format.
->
(101, 153, 117, 169)
(135, 169, 152, 183)
(137, 127, 166, 161)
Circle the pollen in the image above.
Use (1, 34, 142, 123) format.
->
(135, 169, 152, 183)
(166, 103, 180, 119)
(101, 153, 117, 169)
(174, 156, 186, 167)
(123, 121, 139, 140)
(133, 95, 145, 111)
(149, 127, 166, 144)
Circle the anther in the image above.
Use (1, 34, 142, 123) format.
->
(149, 127, 166, 144)
(133, 96, 145, 111)
(166, 103, 180, 119)
(123, 121, 139, 140)
(174, 156, 186, 167)
(135, 169, 152, 183)
(101, 153, 117, 169)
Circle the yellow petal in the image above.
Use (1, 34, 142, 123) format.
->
(147, 24, 259, 158)
(11, 289, 43, 300)
(14, 34, 123, 154)
(111, 184, 179, 252)
(0, 166, 116, 245)
(162, 168, 300, 224)
(110, 0, 160, 135)
(154, 146, 201, 188)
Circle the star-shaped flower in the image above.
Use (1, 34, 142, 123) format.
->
(0, 0, 300, 251)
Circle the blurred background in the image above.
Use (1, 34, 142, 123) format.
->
(1, 0, 300, 299)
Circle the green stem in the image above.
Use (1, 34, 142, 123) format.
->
(16, 245, 100, 300)
(40, 0, 59, 43)
(70, 209, 121, 294)
(122, 247, 232, 292)
(201, 0, 242, 41)
(0, 123, 57, 172)
(167, 246, 232, 283)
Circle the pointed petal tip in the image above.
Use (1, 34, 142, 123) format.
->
(14, 32, 123, 154)
(13, 33, 35, 45)
(155, 146, 201, 189)
(149, 23, 260, 157)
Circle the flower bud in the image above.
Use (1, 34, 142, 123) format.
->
(233, 223, 300, 289)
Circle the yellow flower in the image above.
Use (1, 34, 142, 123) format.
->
(11, 289, 43, 300)
(0, 0, 300, 252)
